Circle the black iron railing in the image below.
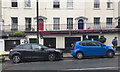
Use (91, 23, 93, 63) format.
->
(0, 23, 119, 32)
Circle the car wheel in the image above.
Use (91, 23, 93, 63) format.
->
(76, 52, 84, 59)
(106, 51, 114, 58)
(12, 55, 21, 63)
(48, 53, 55, 61)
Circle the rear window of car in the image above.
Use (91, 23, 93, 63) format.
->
(14, 45, 23, 49)
(86, 42, 102, 46)
(79, 42, 87, 46)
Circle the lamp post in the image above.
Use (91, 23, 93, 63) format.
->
(36, 0, 39, 44)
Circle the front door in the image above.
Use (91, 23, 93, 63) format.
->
(84, 41, 106, 56)
(39, 19, 44, 31)
(21, 44, 33, 59)
(78, 19, 84, 29)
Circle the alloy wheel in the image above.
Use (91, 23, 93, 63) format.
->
(76, 52, 83, 59)
(12, 55, 21, 63)
(107, 51, 114, 58)
(48, 53, 55, 61)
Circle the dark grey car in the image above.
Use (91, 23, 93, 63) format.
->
(9, 44, 63, 63)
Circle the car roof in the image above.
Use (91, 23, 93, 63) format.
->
(78, 40, 100, 43)
(19, 43, 43, 46)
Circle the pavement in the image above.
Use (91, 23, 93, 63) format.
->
(4, 52, 120, 60)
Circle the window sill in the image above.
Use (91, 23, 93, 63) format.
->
(24, 7, 32, 9)
(10, 7, 18, 9)
(93, 8, 101, 10)
(67, 8, 74, 9)
(106, 8, 114, 10)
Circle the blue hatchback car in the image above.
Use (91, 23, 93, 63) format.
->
(71, 40, 115, 59)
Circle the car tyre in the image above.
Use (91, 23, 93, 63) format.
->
(106, 51, 114, 58)
(12, 55, 21, 63)
(48, 53, 55, 61)
(76, 52, 84, 59)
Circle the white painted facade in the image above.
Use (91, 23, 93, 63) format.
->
(0, 0, 120, 53)
(1, 0, 120, 31)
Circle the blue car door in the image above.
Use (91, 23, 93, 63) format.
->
(93, 42, 106, 55)
(84, 41, 106, 56)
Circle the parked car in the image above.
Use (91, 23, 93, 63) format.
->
(0, 52, 6, 61)
(71, 40, 115, 59)
(9, 44, 63, 63)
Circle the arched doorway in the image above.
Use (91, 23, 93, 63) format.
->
(78, 19, 84, 29)
(38, 19, 44, 31)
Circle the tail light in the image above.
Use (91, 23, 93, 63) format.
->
(10, 49, 15, 52)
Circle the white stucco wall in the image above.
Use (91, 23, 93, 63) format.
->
(2, 0, 119, 31)
(0, 39, 5, 53)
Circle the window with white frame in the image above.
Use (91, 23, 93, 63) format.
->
(25, 18, 31, 31)
(94, 0, 100, 8)
(107, 0, 113, 9)
(94, 17, 100, 25)
(11, 0, 18, 7)
(106, 17, 112, 28)
(67, 18, 73, 29)
(94, 17, 100, 29)
(25, 0, 31, 8)
(53, 0, 60, 8)
(67, 0, 73, 8)
(53, 18, 60, 30)
(11, 17, 18, 30)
